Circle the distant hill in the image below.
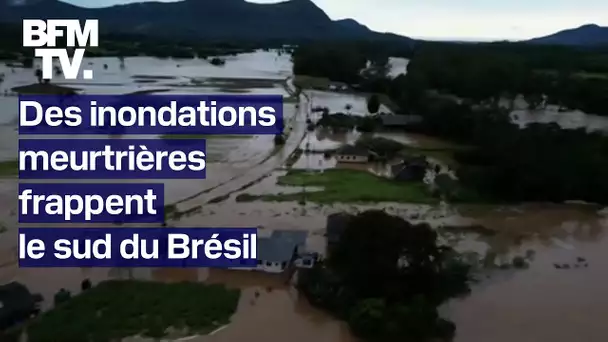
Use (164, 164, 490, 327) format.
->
(526, 24, 608, 46)
(0, 0, 414, 45)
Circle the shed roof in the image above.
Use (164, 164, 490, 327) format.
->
(257, 230, 308, 263)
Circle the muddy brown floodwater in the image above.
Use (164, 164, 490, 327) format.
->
(1, 200, 608, 341)
(445, 204, 608, 342)
(198, 269, 356, 342)
(173, 203, 608, 342)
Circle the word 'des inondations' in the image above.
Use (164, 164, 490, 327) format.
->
(22, 19, 98, 80)
(18, 228, 258, 267)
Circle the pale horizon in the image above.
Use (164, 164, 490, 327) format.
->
(41, 0, 608, 41)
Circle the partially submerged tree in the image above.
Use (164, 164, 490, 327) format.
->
(274, 134, 285, 145)
(81, 279, 92, 291)
(210, 57, 225, 66)
(367, 94, 380, 114)
(35, 69, 42, 84)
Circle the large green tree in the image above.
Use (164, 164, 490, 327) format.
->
(298, 210, 471, 341)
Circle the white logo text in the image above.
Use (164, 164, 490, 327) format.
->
(22, 19, 99, 80)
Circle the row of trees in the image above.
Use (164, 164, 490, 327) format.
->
(389, 44, 608, 204)
(292, 42, 412, 85)
(396, 43, 608, 116)
(417, 98, 608, 204)
(292, 41, 608, 116)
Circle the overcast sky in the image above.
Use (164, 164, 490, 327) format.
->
(60, 0, 607, 40)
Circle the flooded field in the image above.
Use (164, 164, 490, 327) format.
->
(511, 105, 608, 132)
(307, 90, 392, 116)
(387, 57, 409, 78)
(0, 50, 301, 205)
(504, 96, 608, 133)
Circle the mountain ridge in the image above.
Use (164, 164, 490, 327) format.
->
(526, 24, 608, 46)
(0, 0, 414, 44)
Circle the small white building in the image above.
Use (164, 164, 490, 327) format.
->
(232, 230, 313, 274)
(335, 145, 369, 163)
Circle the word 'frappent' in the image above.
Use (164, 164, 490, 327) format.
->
(19, 188, 158, 221)
(22, 19, 98, 80)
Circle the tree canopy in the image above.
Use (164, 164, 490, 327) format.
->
(298, 210, 471, 341)
(291, 41, 608, 205)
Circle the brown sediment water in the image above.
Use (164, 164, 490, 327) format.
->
(198, 269, 357, 342)
(445, 204, 608, 342)
(0, 199, 607, 341)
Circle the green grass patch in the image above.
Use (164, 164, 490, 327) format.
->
(284, 95, 299, 103)
(0, 159, 18, 177)
(164, 204, 178, 221)
(25, 280, 240, 342)
(236, 169, 437, 204)
(574, 71, 608, 80)
(160, 134, 251, 140)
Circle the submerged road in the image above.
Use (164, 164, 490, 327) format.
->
(173, 92, 309, 212)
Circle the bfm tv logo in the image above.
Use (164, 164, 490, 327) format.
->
(22, 19, 99, 80)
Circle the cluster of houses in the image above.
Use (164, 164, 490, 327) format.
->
(334, 143, 430, 182)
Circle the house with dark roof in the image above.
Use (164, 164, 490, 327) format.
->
(335, 144, 369, 163)
(380, 114, 423, 129)
(390, 156, 429, 182)
(235, 230, 312, 274)
(0, 282, 42, 331)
